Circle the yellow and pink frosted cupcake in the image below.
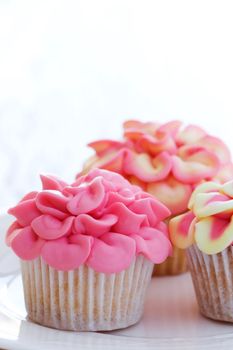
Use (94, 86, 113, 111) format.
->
(6, 168, 172, 331)
(80, 120, 233, 275)
(170, 180, 233, 322)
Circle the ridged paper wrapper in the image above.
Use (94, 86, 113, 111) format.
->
(21, 255, 153, 331)
(187, 244, 233, 322)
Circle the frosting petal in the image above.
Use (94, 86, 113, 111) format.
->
(67, 177, 105, 215)
(88, 140, 125, 156)
(124, 151, 172, 182)
(221, 181, 233, 198)
(91, 149, 125, 173)
(129, 197, 170, 226)
(40, 174, 68, 191)
(41, 235, 93, 271)
(106, 190, 135, 207)
(147, 176, 192, 216)
(87, 233, 136, 273)
(6, 221, 22, 246)
(198, 135, 232, 164)
(74, 214, 118, 237)
(214, 163, 233, 183)
(10, 226, 45, 260)
(157, 120, 182, 137)
(31, 215, 74, 240)
(123, 120, 159, 139)
(176, 124, 206, 145)
(123, 119, 159, 133)
(192, 192, 233, 218)
(188, 181, 222, 209)
(136, 132, 177, 155)
(172, 146, 220, 183)
(36, 191, 69, 219)
(85, 168, 130, 190)
(8, 199, 41, 226)
(195, 216, 233, 254)
(169, 211, 196, 249)
(107, 202, 147, 235)
(132, 227, 172, 263)
(19, 191, 38, 202)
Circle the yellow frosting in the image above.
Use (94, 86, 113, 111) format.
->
(170, 180, 233, 254)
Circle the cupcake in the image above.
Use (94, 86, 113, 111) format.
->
(6, 168, 172, 331)
(79, 120, 233, 275)
(170, 180, 233, 322)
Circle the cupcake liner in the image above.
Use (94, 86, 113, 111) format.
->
(187, 244, 233, 322)
(153, 246, 188, 276)
(21, 255, 153, 331)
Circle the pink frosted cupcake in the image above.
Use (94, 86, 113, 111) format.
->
(80, 120, 233, 275)
(170, 180, 233, 322)
(6, 169, 172, 331)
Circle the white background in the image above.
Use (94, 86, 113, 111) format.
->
(0, 0, 233, 209)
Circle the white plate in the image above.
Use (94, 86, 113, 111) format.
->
(1, 215, 233, 350)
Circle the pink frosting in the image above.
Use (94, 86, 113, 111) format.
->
(169, 181, 233, 254)
(7, 169, 172, 273)
(80, 120, 233, 216)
